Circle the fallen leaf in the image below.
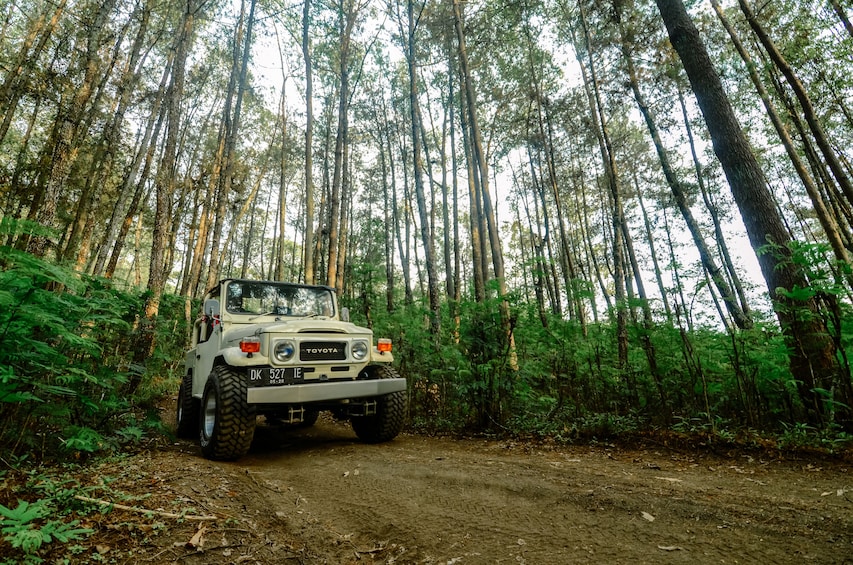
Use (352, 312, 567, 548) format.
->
(642, 512, 655, 522)
(185, 525, 207, 550)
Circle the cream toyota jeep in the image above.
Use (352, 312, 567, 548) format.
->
(177, 278, 407, 460)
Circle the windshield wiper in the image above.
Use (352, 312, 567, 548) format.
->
(248, 311, 277, 321)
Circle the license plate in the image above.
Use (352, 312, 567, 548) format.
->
(247, 367, 304, 387)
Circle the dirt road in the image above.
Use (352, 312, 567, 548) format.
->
(79, 415, 853, 564)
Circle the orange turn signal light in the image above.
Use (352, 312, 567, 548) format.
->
(377, 339, 392, 353)
(240, 337, 261, 354)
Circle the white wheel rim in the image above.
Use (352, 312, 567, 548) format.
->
(203, 393, 217, 437)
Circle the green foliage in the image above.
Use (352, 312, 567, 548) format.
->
(3, 215, 851, 461)
(0, 499, 92, 562)
(0, 468, 101, 564)
(360, 268, 853, 449)
(0, 228, 186, 462)
(777, 422, 853, 453)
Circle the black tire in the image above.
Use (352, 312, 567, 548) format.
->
(351, 365, 406, 443)
(176, 372, 198, 439)
(199, 366, 256, 461)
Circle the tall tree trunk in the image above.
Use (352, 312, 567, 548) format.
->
(69, 7, 151, 270)
(453, 0, 514, 363)
(221, 151, 270, 267)
(448, 57, 462, 337)
(94, 53, 172, 277)
(276, 82, 289, 281)
(738, 0, 853, 210)
(374, 98, 395, 313)
(104, 98, 168, 280)
(656, 0, 841, 425)
(27, 0, 117, 257)
(406, 0, 441, 340)
(576, 2, 628, 369)
(527, 143, 562, 318)
(0, 0, 66, 146)
(206, 0, 256, 289)
(335, 142, 351, 295)
(457, 78, 486, 302)
(520, 157, 550, 328)
(131, 0, 197, 392)
(710, 0, 852, 277)
(327, 0, 359, 291)
(302, 0, 316, 284)
(542, 102, 582, 325)
(617, 17, 753, 329)
(633, 173, 672, 320)
(577, 165, 611, 313)
(678, 88, 753, 319)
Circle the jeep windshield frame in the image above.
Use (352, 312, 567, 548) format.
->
(222, 279, 336, 318)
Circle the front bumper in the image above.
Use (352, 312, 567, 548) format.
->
(246, 378, 407, 404)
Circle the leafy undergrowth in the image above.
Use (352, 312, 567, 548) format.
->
(419, 421, 853, 465)
(0, 438, 175, 565)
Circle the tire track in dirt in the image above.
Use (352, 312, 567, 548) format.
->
(225, 420, 852, 564)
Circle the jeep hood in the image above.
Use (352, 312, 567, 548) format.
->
(221, 319, 372, 345)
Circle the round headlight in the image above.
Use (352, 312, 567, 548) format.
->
(274, 340, 296, 362)
(351, 340, 368, 360)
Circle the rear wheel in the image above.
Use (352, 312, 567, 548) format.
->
(176, 373, 198, 439)
(351, 365, 406, 443)
(199, 366, 256, 460)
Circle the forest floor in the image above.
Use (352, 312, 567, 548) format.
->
(10, 411, 853, 565)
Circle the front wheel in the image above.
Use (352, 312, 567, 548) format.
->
(176, 372, 198, 438)
(351, 365, 407, 443)
(199, 366, 256, 460)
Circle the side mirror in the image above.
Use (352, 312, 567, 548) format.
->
(340, 307, 350, 322)
(203, 299, 220, 317)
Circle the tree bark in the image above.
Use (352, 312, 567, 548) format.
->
(617, 17, 753, 329)
(576, 2, 628, 369)
(130, 0, 198, 393)
(27, 0, 117, 257)
(656, 0, 840, 424)
(406, 0, 441, 340)
(737, 0, 853, 212)
(206, 0, 256, 288)
(0, 0, 66, 146)
(302, 0, 316, 284)
(710, 0, 852, 277)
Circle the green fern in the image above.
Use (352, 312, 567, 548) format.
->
(0, 499, 92, 558)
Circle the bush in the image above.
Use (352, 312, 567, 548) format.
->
(0, 228, 185, 462)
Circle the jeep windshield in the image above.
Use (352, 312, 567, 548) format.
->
(224, 280, 335, 318)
